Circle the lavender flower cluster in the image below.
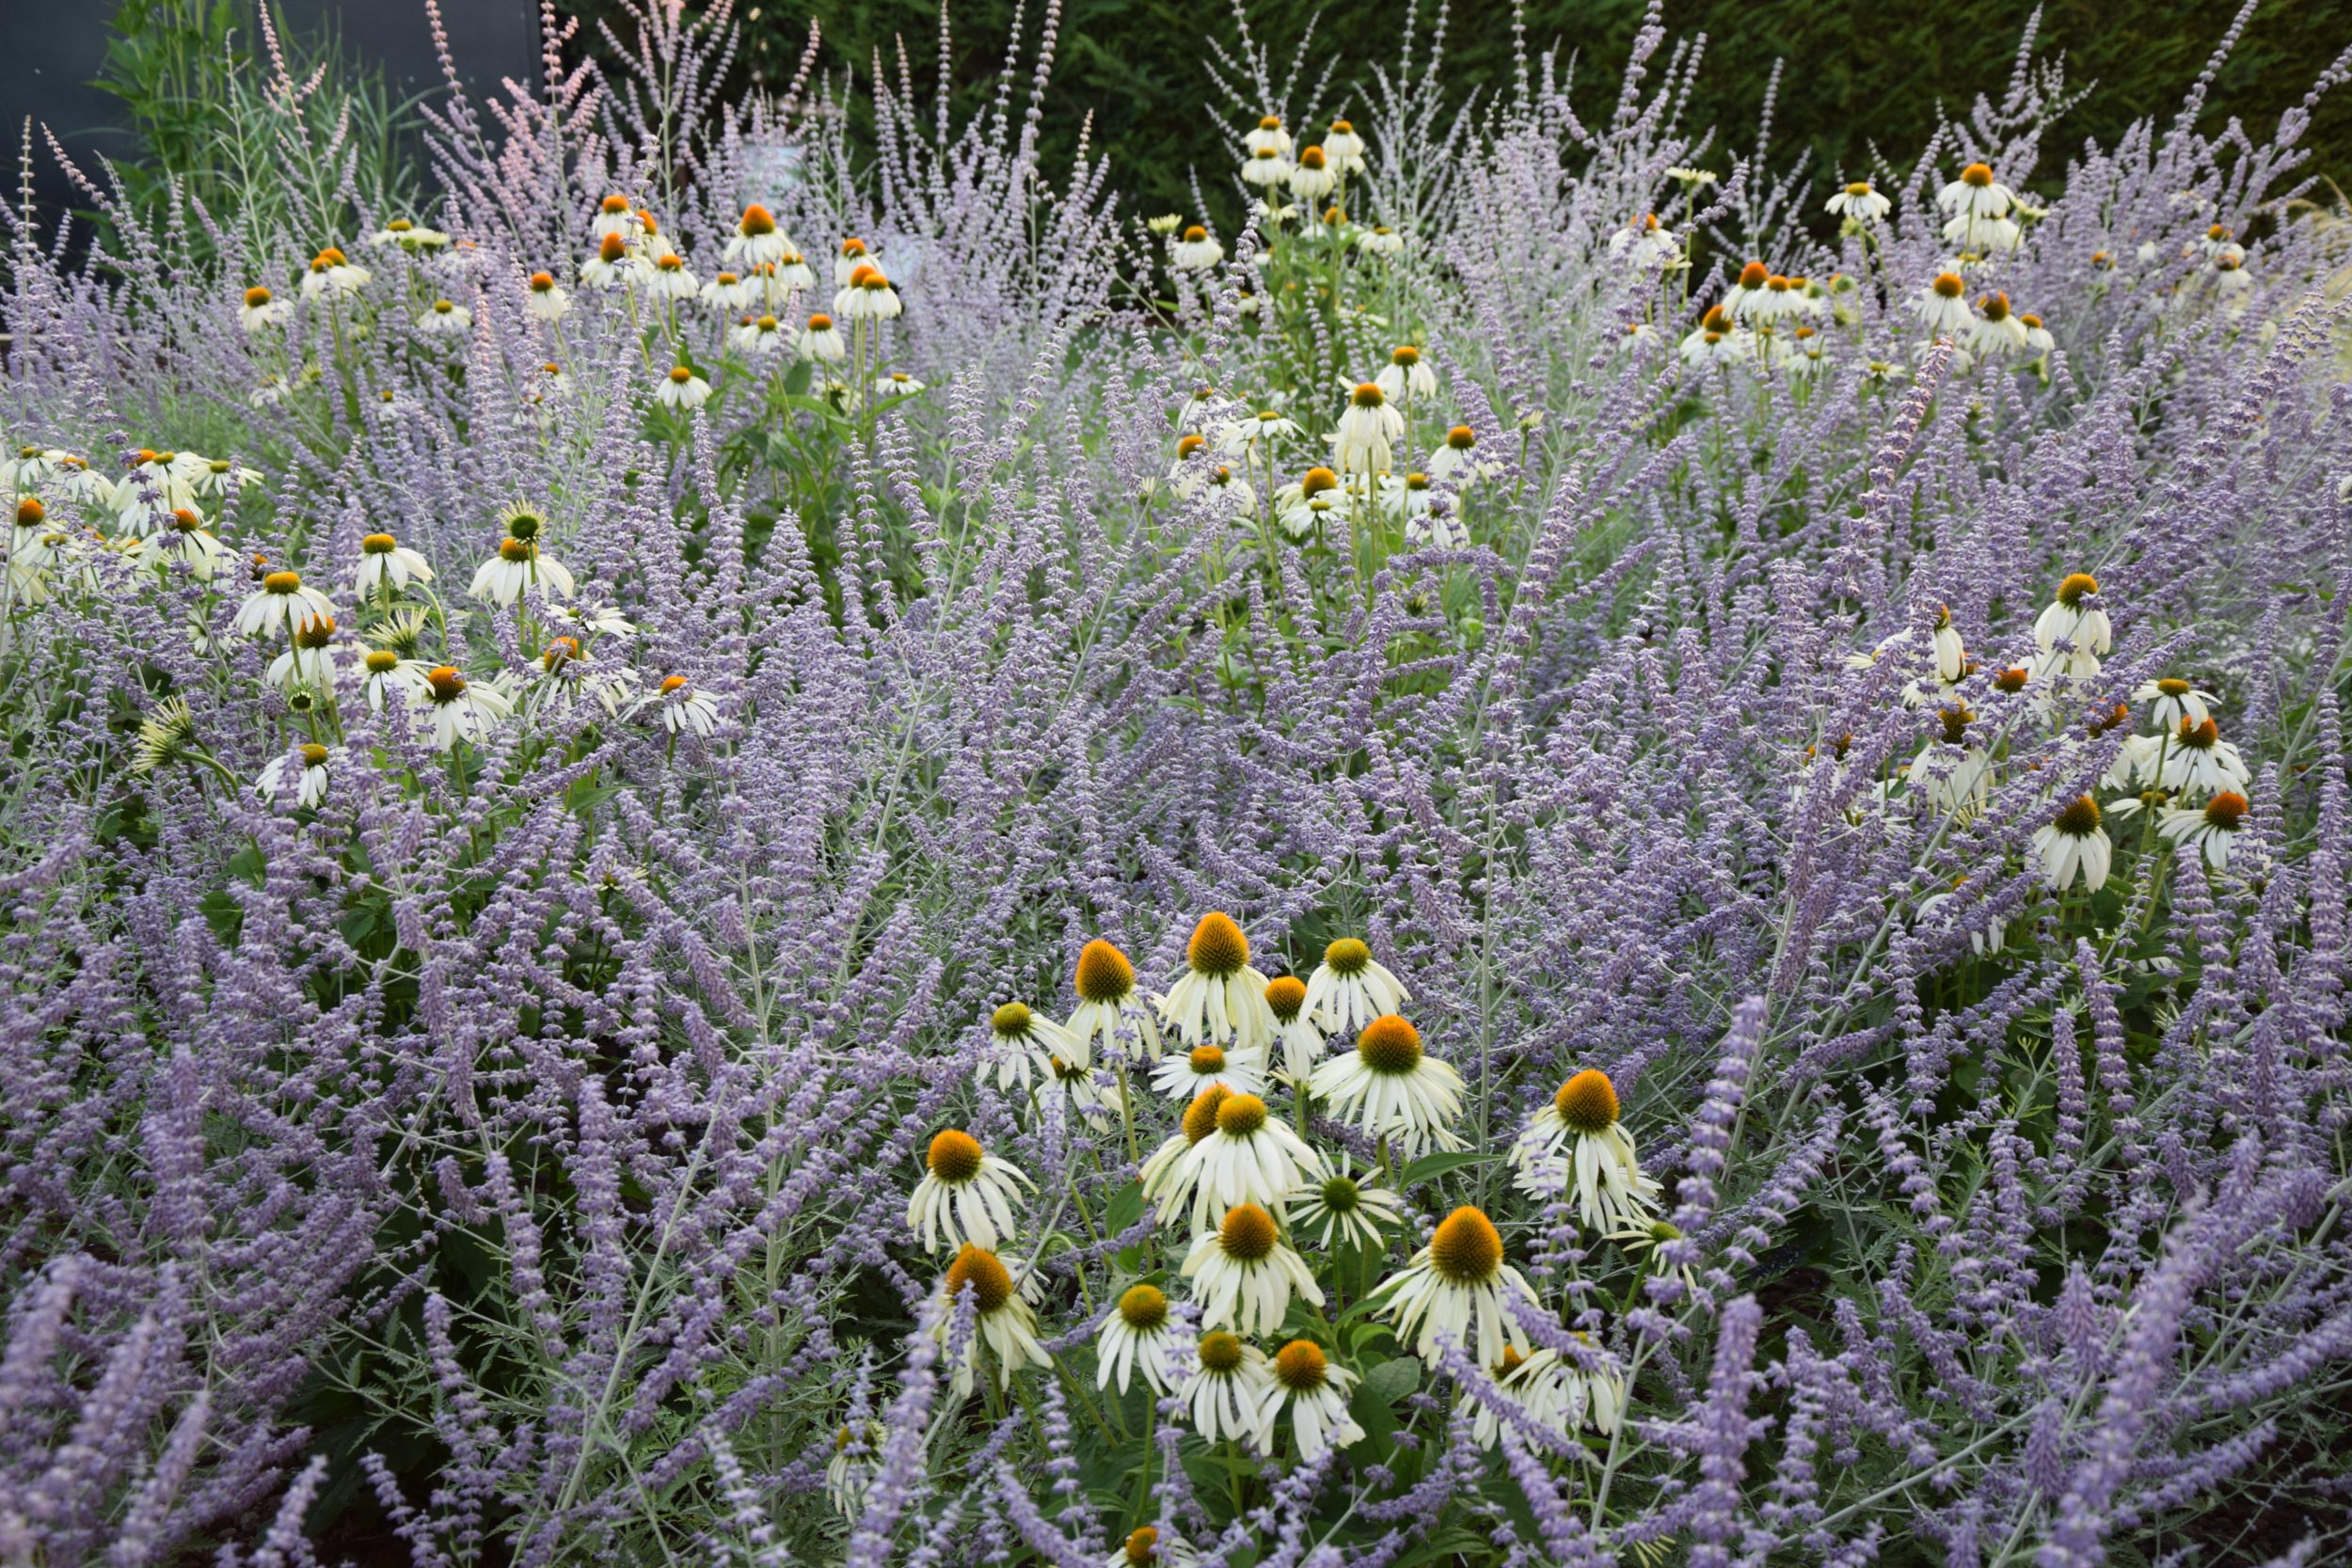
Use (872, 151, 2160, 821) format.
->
(4, 1, 2352, 1562)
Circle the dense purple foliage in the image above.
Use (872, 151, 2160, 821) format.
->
(3, 0, 2352, 1561)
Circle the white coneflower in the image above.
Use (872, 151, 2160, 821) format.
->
(1967, 292, 2029, 356)
(1721, 261, 1773, 322)
(1242, 146, 1293, 189)
(724, 203, 789, 267)
(646, 252, 699, 301)
(1465, 1345, 1583, 1450)
(2157, 717, 2251, 798)
(2034, 795, 2113, 893)
(1506, 1069, 1662, 1231)
(703, 271, 752, 313)
(729, 313, 784, 356)
(1151, 1041, 1267, 1101)
(1255, 1339, 1362, 1460)
(1606, 1214, 1700, 1295)
(836, 265, 903, 321)
(1139, 1085, 1230, 1202)
(1214, 408, 1303, 459)
(1937, 161, 2017, 222)
(355, 531, 434, 596)
(580, 232, 645, 291)
(1369, 1206, 1541, 1366)
(656, 364, 713, 409)
(359, 648, 431, 712)
(825, 1422, 883, 1518)
(369, 217, 449, 250)
(874, 371, 926, 397)
(1096, 1283, 1179, 1397)
(2020, 312, 2056, 354)
(771, 250, 818, 295)
(985, 1000, 1089, 1093)
(1156, 911, 1278, 1053)
(1067, 938, 1160, 1063)
(1375, 344, 1438, 403)
(639, 673, 718, 737)
(128, 697, 199, 776)
(2136, 677, 2217, 730)
(2159, 790, 2249, 869)
(1307, 1015, 1466, 1159)
(418, 298, 472, 336)
(300, 246, 370, 298)
(239, 285, 291, 331)
(1928, 605, 1967, 685)
(933, 1244, 1050, 1396)
(264, 612, 340, 692)
(1170, 224, 1224, 271)
(469, 506, 575, 606)
(1273, 467, 1344, 539)
(233, 569, 339, 639)
(1182, 1330, 1274, 1446)
(1332, 383, 1403, 477)
(1911, 705, 1993, 814)
(1825, 180, 1891, 223)
(415, 665, 514, 751)
(1912, 271, 1973, 337)
(2032, 573, 2112, 677)
(1301, 937, 1409, 1035)
(2214, 246, 2252, 295)
(148, 507, 228, 581)
(798, 312, 848, 364)
(1425, 424, 1502, 485)
(1288, 145, 1337, 202)
(256, 742, 338, 808)
(1358, 225, 1406, 256)
(1163, 1092, 1326, 1232)
(1184, 1202, 1321, 1338)
(524, 271, 569, 321)
(1243, 115, 1294, 159)
(906, 1129, 1034, 1255)
(1679, 305, 1747, 366)
(1607, 213, 1681, 268)
(833, 237, 876, 288)
(1322, 119, 1366, 172)
(1263, 975, 1327, 1084)
(590, 193, 639, 240)
(1561, 1334, 1627, 1434)
(1107, 1527, 1199, 1568)
(1287, 1161, 1404, 1251)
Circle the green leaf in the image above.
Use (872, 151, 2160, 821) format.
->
(1104, 1179, 1145, 1237)
(1359, 1354, 1421, 1404)
(1398, 1149, 1485, 1187)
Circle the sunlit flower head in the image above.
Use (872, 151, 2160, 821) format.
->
(799, 312, 848, 363)
(2033, 795, 2112, 893)
(1263, 974, 1327, 1082)
(1182, 1201, 1322, 1338)
(1161, 1092, 1326, 1233)
(1063, 937, 1159, 1061)
(985, 998, 1090, 1091)
(414, 664, 514, 752)
(932, 1243, 1050, 1395)
(1369, 1206, 1540, 1365)
(256, 741, 340, 808)
(355, 531, 433, 596)
(1253, 1338, 1363, 1460)
(524, 271, 569, 321)
(469, 506, 575, 606)
(2158, 789, 2249, 869)
(1151, 1040, 1267, 1101)
(1464, 1344, 1583, 1450)
(1507, 1068, 1661, 1230)
(232, 569, 338, 640)
(1156, 911, 1277, 1053)
(1097, 1283, 1178, 1396)
(657, 363, 713, 409)
(1302, 937, 1409, 1035)
(2158, 717, 2250, 799)
(300, 246, 370, 298)
(239, 284, 291, 331)
(1287, 1159, 1404, 1251)
(1306, 1015, 1465, 1160)
(1181, 1329, 1273, 1446)
(1332, 383, 1403, 476)
(907, 1129, 1034, 1254)
(1825, 180, 1891, 223)
(2032, 572, 2112, 678)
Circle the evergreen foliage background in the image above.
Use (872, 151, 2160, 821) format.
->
(707, 0, 2352, 227)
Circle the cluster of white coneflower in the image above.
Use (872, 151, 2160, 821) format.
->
(895, 912, 1655, 1469)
